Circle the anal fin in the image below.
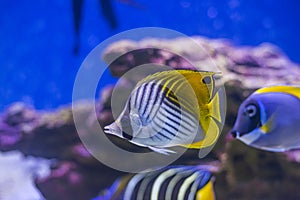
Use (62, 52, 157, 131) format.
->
(148, 146, 176, 155)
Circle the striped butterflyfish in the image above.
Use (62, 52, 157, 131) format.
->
(104, 69, 225, 155)
(94, 165, 216, 200)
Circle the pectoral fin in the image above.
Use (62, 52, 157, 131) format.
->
(259, 112, 276, 134)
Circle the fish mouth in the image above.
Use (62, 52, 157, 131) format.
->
(231, 130, 250, 138)
(103, 123, 121, 136)
(103, 125, 112, 134)
(230, 130, 241, 138)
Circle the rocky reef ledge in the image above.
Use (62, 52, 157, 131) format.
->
(1, 36, 300, 200)
(103, 37, 300, 88)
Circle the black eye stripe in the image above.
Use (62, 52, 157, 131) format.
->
(122, 131, 133, 140)
(120, 116, 133, 140)
(202, 76, 211, 84)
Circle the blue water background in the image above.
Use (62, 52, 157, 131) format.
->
(1, 0, 299, 111)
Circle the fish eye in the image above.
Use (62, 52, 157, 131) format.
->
(202, 76, 211, 84)
(244, 104, 257, 118)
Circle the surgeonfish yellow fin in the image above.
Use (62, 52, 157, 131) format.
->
(196, 180, 216, 200)
(259, 112, 276, 134)
(255, 85, 300, 99)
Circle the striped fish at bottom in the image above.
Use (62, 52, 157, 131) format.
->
(94, 165, 216, 200)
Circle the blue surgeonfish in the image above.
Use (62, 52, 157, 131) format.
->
(94, 165, 216, 200)
(231, 85, 300, 152)
(104, 69, 225, 155)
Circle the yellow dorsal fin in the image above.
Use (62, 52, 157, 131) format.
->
(255, 85, 300, 99)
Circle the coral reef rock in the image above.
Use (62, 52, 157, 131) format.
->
(102, 37, 300, 88)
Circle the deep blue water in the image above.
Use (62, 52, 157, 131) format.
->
(1, 0, 300, 111)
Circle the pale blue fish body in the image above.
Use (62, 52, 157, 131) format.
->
(231, 85, 300, 152)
